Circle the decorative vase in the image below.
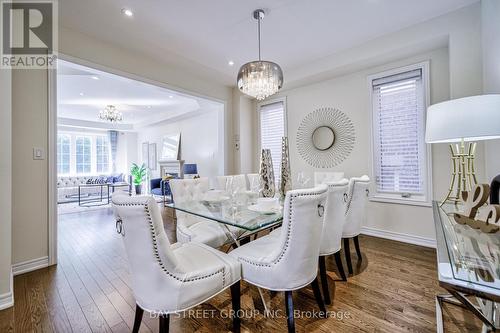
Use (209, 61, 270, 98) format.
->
(280, 137, 292, 198)
(259, 149, 275, 198)
(135, 184, 142, 195)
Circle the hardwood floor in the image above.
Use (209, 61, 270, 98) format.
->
(0, 206, 482, 332)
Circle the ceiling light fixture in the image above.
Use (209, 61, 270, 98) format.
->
(91, 76, 99, 80)
(79, 92, 84, 96)
(228, 60, 234, 66)
(121, 8, 133, 17)
(169, 95, 174, 99)
(99, 105, 123, 123)
(237, 9, 283, 100)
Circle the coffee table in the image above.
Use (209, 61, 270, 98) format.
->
(78, 183, 109, 206)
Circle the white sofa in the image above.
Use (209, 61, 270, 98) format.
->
(57, 175, 128, 203)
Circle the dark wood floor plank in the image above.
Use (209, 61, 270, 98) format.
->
(25, 271, 54, 332)
(13, 274, 34, 333)
(40, 266, 74, 333)
(0, 305, 15, 333)
(0, 206, 484, 332)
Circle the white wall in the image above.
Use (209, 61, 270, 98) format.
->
(482, 0, 500, 180)
(116, 131, 138, 175)
(0, 70, 13, 309)
(11, 26, 233, 267)
(136, 110, 224, 184)
(274, 49, 450, 242)
(242, 4, 484, 245)
(232, 90, 256, 174)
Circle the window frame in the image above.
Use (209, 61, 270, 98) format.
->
(57, 134, 71, 175)
(367, 61, 433, 207)
(57, 131, 113, 176)
(95, 135, 111, 174)
(75, 135, 93, 174)
(257, 97, 288, 185)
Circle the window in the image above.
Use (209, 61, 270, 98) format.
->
(75, 136, 92, 174)
(259, 100, 286, 185)
(369, 62, 431, 205)
(96, 136, 110, 173)
(57, 134, 70, 174)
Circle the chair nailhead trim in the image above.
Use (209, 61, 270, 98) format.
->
(237, 190, 326, 268)
(112, 200, 225, 285)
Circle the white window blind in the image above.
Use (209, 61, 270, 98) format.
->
(259, 101, 285, 184)
(371, 68, 427, 197)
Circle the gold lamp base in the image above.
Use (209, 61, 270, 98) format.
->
(441, 140, 477, 206)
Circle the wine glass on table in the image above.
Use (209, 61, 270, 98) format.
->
(297, 171, 311, 189)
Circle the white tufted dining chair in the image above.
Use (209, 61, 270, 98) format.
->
(216, 175, 248, 193)
(342, 175, 370, 275)
(314, 171, 345, 186)
(169, 178, 228, 248)
(318, 179, 349, 305)
(229, 185, 328, 333)
(111, 194, 242, 333)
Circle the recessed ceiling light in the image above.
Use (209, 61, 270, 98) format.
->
(147, 105, 152, 109)
(169, 95, 174, 99)
(91, 76, 99, 80)
(79, 92, 84, 96)
(121, 8, 133, 17)
(228, 60, 234, 66)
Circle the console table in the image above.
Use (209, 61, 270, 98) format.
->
(433, 202, 499, 332)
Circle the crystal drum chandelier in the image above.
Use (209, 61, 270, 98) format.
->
(98, 105, 123, 123)
(237, 9, 283, 100)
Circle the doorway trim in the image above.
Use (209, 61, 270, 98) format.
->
(48, 53, 228, 265)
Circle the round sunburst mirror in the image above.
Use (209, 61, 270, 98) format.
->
(296, 107, 355, 168)
(312, 126, 335, 151)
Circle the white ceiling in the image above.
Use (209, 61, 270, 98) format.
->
(59, 0, 478, 86)
(57, 60, 222, 129)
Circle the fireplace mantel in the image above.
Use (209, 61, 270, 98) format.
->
(158, 159, 184, 178)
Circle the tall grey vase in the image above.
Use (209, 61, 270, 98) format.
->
(259, 149, 275, 198)
(280, 137, 292, 198)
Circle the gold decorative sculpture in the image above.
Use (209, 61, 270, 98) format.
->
(453, 183, 500, 233)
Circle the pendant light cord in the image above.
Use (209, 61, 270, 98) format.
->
(257, 14, 261, 61)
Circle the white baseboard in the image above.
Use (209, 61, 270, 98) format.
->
(361, 226, 436, 248)
(0, 268, 13, 310)
(12, 256, 49, 276)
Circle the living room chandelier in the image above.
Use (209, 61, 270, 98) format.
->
(237, 9, 283, 101)
(98, 105, 123, 123)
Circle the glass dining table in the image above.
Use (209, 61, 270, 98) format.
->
(167, 194, 283, 314)
(167, 195, 283, 246)
(433, 201, 500, 332)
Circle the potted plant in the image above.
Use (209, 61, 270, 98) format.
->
(130, 163, 147, 195)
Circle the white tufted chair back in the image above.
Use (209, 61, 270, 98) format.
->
(111, 194, 181, 311)
(169, 178, 209, 230)
(112, 193, 240, 314)
(314, 172, 345, 186)
(343, 175, 370, 238)
(320, 179, 349, 256)
(260, 186, 327, 290)
(216, 175, 247, 192)
(170, 178, 209, 203)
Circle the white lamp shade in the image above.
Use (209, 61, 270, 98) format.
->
(425, 94, 500, 143)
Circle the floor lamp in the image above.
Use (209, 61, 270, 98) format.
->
(425, 94, 500, 206)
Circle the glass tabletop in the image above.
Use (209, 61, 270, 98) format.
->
(167, 197, 283, 232)
(434, 202, 500, 296)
